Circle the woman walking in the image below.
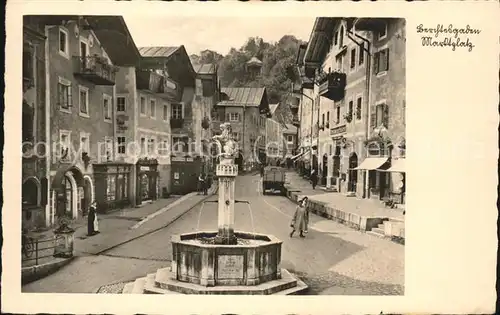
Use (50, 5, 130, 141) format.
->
(290, 197, 309, 238)
(87, 202, 100, 236)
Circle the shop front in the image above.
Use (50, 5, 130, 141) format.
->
(136, 158, 159, 205)
(93, 163, 133, 213)
(171, 155, 202, 195)
(51, 166, 85, 219)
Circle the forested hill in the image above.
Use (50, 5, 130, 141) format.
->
(190, 35, 306, 105)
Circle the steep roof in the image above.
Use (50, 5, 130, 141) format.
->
(192, 63, 217, 75)
(283, 124, 298, 135)
(246, 56, 263, 66)
(269, 103, 279, 115)
(218, 87, 266, 107)
(138, 46, 180, 58)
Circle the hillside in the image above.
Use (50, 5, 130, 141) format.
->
(190, 35, 306, 124)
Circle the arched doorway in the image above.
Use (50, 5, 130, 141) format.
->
(63, 173, 78, 219)
(322, 154, 328, 186)
(52, 166, 84, 219)
(22, 177, 40, 207)
(82, 176, 94, 216)
(348, 153, 358, 192)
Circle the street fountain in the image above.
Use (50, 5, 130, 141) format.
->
(121, 122, 307, 295)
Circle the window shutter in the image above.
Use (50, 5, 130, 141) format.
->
(373, 52, 379, 74)
(68, 84, 73, 107)
(226, 113, 230, 122)
(384, 49, 390, 71)
(382, 104, 389, 128)
(239, 113, 242, 122)
(370, 110, 377, 129)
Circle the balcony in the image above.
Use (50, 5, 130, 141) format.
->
(136, 70, 182, 102)
(170, 118, 184, 129)
(73, 56, 117, 86)
(318, 71, 346, 101)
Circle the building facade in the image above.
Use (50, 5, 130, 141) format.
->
(294, 17, 406, 204)
(25, 16, 141, 225)
(22, 18, 48, 229)
(214, 87, 271, 169)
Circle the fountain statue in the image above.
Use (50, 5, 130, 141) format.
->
(120, 122, 307, 295)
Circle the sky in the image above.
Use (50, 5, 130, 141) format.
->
(124, 16, 315, 56)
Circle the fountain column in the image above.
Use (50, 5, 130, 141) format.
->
(214, 157, 238, 245)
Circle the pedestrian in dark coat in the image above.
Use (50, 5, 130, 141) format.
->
(290, 197, 309, 238)
(310, 169, 318, 189)
(87, 202, 100, 236)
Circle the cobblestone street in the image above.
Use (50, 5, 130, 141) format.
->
(23, 174, 403, 294)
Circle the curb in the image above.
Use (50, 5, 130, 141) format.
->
(131, 191, 199, 229)
(283, 185, 405, 246)
(95, 184, 219, 255)
(22, 256, 74, 285)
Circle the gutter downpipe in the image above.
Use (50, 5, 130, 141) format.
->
(44, 26, 52, 227)
(347, 27, 372, 198)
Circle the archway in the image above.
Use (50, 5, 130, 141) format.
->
(52, 166, 84, 219)
(63, 172, 78, 219)
(22, 177, 40, 207)
(348, 153, 358, 192)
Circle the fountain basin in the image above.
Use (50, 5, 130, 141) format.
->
(171, 231, 282, 287)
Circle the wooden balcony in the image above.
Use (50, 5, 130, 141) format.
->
(170, 118, 184, 129)
(73, 56, 117, 86)
(318, 71, 347, 101)
(136, 70, 182, 101)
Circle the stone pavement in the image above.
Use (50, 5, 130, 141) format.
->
(284, 170, 405, 238)
(74, 184, 218, 255)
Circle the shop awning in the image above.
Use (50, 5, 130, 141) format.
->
(382, 158, 405, 173)
(353, 157, 389, 170)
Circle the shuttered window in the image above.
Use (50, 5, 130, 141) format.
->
(373, 48, 390, 74)
(371, 104, 389, 129)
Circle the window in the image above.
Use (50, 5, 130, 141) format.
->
(229, 113, 240, 122)
(140, 137, 146, 155)
(326, 112, 330, 126)
(79, 86, 89, 116)
(107, 175, 116, 201)
(356, 97, 362, 120)
(80, 132, 90, 153)
(116, 97, 126, 112)
(371, 103, 389, 129)
(377, 23, 387, 40)
(58, 77, 72, 111)
(163, 104, 169, 121)
(59, 130, 71, 162)
(334, 31, 338, 46)
(374, 48, 390, 74)
(58, 28, 69, 57)
(172, 103, 183, 119)
(287, 135, 293, 143)
(105, 137, 113, 161)
(172, 137, 188, 153)
(348, 100, 353, 115)
(195, 79, 203, 95)
(336, 106, 341, 124)
(359, 43, 365, 66)
(147, 138, 155, 156)
(335, 55, 343, 72)
(103, 94, 112, 121)
(140, 97, 147, 116)
(339, 26, 344, 47)
(350, 48, 356, 70)
(159, 139, 169, 156)
(117, 136, 126, 154)
(321, 113, 325, 126)
(150, 99, 156, 118)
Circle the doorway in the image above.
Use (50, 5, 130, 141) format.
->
(80, 40, 89, 68)
(348, 153, 358, 192)
(322, 154, 328, 186)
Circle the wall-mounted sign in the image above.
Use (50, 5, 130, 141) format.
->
(330, 125, 346, 137)
(172, 157, 186, 162)
(140, 166, 150, 171)
(186, 157, 194, 162)
(174, 172, 180, 179)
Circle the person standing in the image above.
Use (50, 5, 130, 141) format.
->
(202, 173, 208, 195)
(87, 202, 100, 236)
(290, 197, 309, 238)
(198, 173, 205, 195)
(310, 169, 318, 189)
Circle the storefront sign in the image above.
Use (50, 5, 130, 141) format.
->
(172, 157, 186, 162)
(330, 125, 347, 137)
(186, 157, 194, 162)
(140, 166, 150, 171)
